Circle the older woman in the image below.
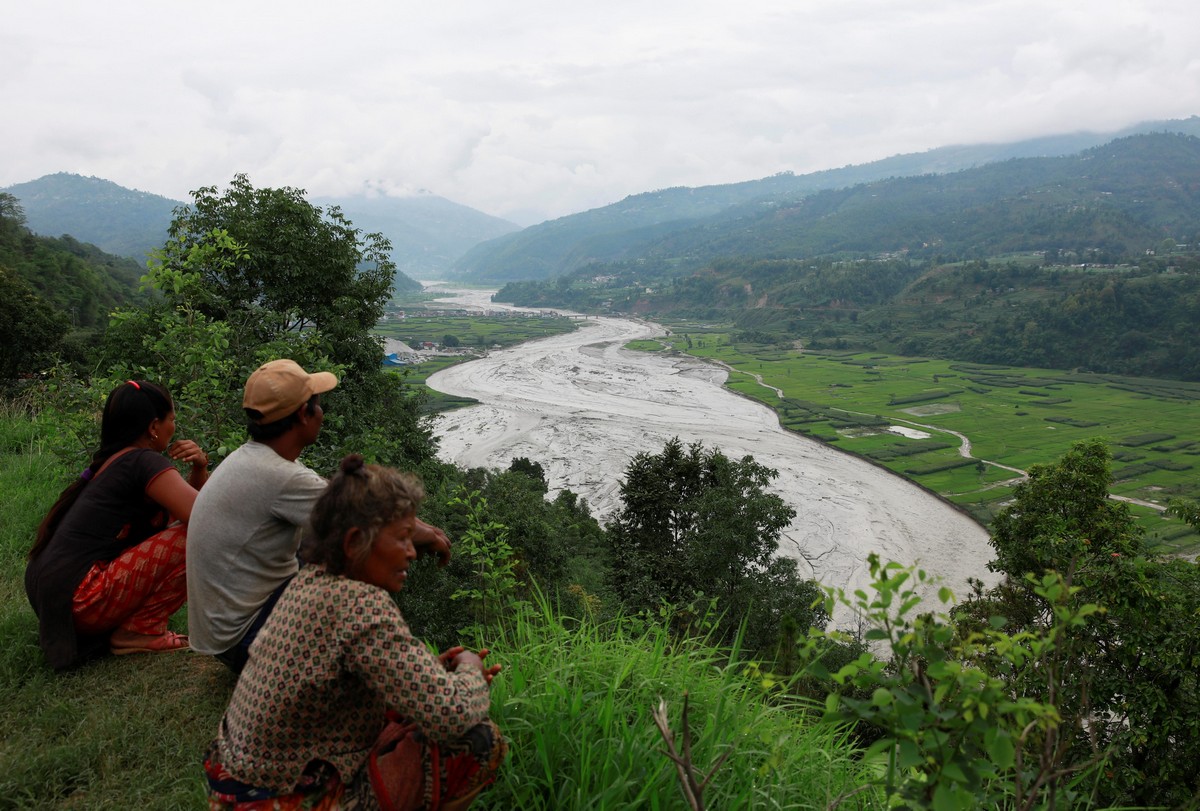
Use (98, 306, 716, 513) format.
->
(25, 380, 208, 670)
(204, 454, 505, 811)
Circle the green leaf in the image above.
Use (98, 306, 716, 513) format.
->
(988, 732, 1015, 769)
(871, 688, 894, 707)
(896, 739, 922, 769)
(941, 759, 968, 783)
(932, 783, 960, 811)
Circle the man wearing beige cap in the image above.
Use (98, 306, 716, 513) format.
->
(186, 359, 450, 674)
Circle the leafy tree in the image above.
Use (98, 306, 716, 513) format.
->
(92, 176, 434, 470)
(987, 438, 1143, 581)
(507, 456, 548, 491)
(803, 556, 1098, 810)
(154, 174, 395, 382)
(442, 334, 461, 348)
(397, 461, 608, 648)
(0, 266, 68, 380)
(608, 438, 819, 648)
(0, 193, 25, 236)
(962, 439, 1200, 808)
(1168, 497, 1200, 529)
(445, 488, 525, 630)
(741, 556, 826, 661)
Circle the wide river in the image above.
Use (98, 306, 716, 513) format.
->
(424, 287, 996, 627)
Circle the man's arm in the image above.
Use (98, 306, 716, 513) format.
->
(413, 518, 452, 567)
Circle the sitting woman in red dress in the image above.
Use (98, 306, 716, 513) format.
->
(25, 379, 209, 670)
(204, 454, 506, 811)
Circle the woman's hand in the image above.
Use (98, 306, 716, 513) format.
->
(439, 646, 465, 671)
(442, 646, 501, 684)
(169, 439, 209, 490)
(479, 647, 502, 684)
(168, 439, 208, 468)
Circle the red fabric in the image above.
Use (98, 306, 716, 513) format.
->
(205, 719, 505, 811)
(72, 524, 188, 636)
(368, 719, 503, 811)
(368, 721, 425, 811)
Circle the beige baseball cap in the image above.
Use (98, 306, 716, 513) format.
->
(243, 359, 338, 425)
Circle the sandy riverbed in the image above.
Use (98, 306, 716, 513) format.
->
(424, 289, 997, 627)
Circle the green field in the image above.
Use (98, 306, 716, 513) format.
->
(375, 315, 580, 413)
(377, 313, 578, 351)
(645, 328, 1200, 554)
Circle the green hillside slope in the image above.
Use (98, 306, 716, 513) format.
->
(2, 173, 177, 261)
(455, 118, 1200, 282)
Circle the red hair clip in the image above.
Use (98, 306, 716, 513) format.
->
(127, 380, 141, 390)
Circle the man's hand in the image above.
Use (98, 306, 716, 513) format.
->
(413, 519, 451, 567)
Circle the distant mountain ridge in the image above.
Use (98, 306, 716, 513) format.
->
(313, 193, 521, 279)
(1, 173, 178, 262)
(453, 116, 1200, 282)
(0, 173, 521, 287)
(629, 132, 1200, 264)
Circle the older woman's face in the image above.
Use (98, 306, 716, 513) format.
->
(347, 513, 417, 592)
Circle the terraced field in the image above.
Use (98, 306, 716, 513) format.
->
(646, 329, 1200, 553)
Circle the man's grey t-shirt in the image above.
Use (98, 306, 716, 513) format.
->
(186, 441, 327, 654)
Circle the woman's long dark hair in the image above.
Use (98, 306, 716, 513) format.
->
(29, 380, 174, 560)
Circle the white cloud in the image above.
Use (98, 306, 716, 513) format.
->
(3, 0, 1198, 224)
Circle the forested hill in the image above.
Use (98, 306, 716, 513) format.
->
(496, 135, 1200, 381)
(1, 173, 521, 288)
(637, 132, 1200, 265)
(0, 193, 145, 324)
(2, 173, 178, 262)
(453, 118, 1200, 282)
(0, 192, 148, 377)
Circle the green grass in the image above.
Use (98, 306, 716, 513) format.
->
(0, 409, 234, 808)
(648, 333, 1200, 554)
(375, 314, 581, 413)
(377, 314, 578, 352)
(622, 339, 668, 352)
(479, 600, 872, 809)
(388, 357, 481, 413)
(0, 411, 874, 809)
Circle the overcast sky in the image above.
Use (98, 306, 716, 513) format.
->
(4, 1, 1198, 225)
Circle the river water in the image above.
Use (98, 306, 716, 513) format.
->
(424, 287, 996, 627)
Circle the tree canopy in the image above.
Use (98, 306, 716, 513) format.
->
(607, 438, 823, 648)
(0, 265, 68, 379)
(154, 174, 396, 382)
(0, 192, 148, 381)
(94, 176, 433, 469)
(963, 439, 1200, 807)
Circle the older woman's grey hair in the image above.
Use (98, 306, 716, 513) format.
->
(306, 454, 425, 575)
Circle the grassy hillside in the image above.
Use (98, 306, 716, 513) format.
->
(0, 408, 871, 809)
